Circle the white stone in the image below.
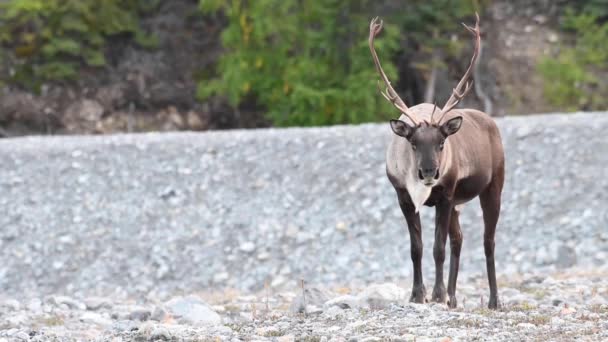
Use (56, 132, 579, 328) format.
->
(164, 295, 221, 326)
(356, 283, 407, 310)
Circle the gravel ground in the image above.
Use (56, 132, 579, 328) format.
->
(1, 272, 607, 341)
(0, 112, 607, 340)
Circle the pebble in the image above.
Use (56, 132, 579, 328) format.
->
(164, 296, 221, 326)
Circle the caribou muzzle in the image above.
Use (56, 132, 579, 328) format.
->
(418, 167, 440, 185)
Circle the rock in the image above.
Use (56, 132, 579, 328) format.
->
(164, 295, 221, 326)
(6, 313, 28, 326)
(278, 335, 296, 342)
(95, 84, 126, 110)
(323, 305, 345, 319)
(239, 241, 256, 253)
(62, 99, 105, 133)
(113, 319, 140, 333)
(129, 309, 152, 321)
(150, 326, 172, 340)
(213, 272, 230, 283)
(290, 287, 332, 314)
(361, 337, 383, 342)
(151, 306, 167, 321)
(84, 297, 112, 311)
(80, 312, 112, 326)
(257, 252, 271, 261)
(26, 298, 42, 312)
(357, 283, 407, 310)
(556, 244, 577, 269)
(535, 246, 551, 265)
(47, 296, 86, 310)
(11, 331, 30, 340)
(560, 306, 577, 315)
(186, 111, 207, 130)
(516, 322, 536, 329)
(1, 299, 21, 311)
(547, 33, 559, 43)
(324, 295, 359, 310)
(532, 14, 547, 24)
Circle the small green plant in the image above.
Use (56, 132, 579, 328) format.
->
(38, 315, 64, 326)
(0, 0, 158, 90)
(538, 8, 608, 110)
(525, 314, 550, 326)
(510, 301, 537, 311)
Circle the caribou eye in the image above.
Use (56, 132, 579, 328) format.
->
(439, 142, 445, 151)
(411, 144, 417, 151)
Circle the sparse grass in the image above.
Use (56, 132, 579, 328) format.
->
(39, 315, 64, 326)
(472, 307, 494, 316)
(451, 318, 484, 328)
(589, 304, 608, 314)
(263, 330, 285, 337)
(517, 283, 549, 300)
(298, 337, 322, 342)
(525, 314, 550, 326)
(358, 308, 370, 315)
(223, 304, 241, 313)
(580, 327, 602, 336)
(509, 302, 537, 312)
(531, 289, 548, 300)
(224, 323, 244, 333)
(577, 313, 601, 322)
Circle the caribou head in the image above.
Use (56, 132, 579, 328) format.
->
(369, 14, 481, 186)
(390, 113, 463, 186)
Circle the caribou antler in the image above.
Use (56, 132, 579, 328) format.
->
(436, 13, 481, 124)
(369, 17, 418, 125)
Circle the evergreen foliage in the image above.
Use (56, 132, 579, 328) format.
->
(198, 0, 484, 126)
(538, 5, 608, 110)
(0, 0, 159, 90)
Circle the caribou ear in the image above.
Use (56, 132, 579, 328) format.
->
(390, 119, 414, 139)
(441, 116, 463, 136)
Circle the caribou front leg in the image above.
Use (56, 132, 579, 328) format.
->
(432, 200, 453, 303)
(447, 208, 463, 308)
(397, 191, 426, 303)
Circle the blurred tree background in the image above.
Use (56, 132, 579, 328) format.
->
(0, 0, 606, 136)
(537, 0, 608, 111)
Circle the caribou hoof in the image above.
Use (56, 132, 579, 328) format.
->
(409, 286, 427, 304)
(488, 296, 499, 310)
(448, 295, 458, 309)
(432, 285, 447, 303)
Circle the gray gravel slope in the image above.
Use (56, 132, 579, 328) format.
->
(0, 112, 607, 300)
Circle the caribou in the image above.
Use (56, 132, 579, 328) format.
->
(369, 14, 505, 309)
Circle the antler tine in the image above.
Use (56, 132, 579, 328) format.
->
(437, 12, 481, 124)
(430, 103, 438, 124)
(369, 16, 418, 124)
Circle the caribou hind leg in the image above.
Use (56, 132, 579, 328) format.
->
(447, 208, 463, 308)
(479, 177, 503, 309)
(397, 190, 426, 303)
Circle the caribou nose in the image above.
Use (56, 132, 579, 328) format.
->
(418, 167, 438, 180)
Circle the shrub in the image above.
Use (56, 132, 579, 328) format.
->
(0, 0, 158, 91)
(538, 8, 608, 110)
